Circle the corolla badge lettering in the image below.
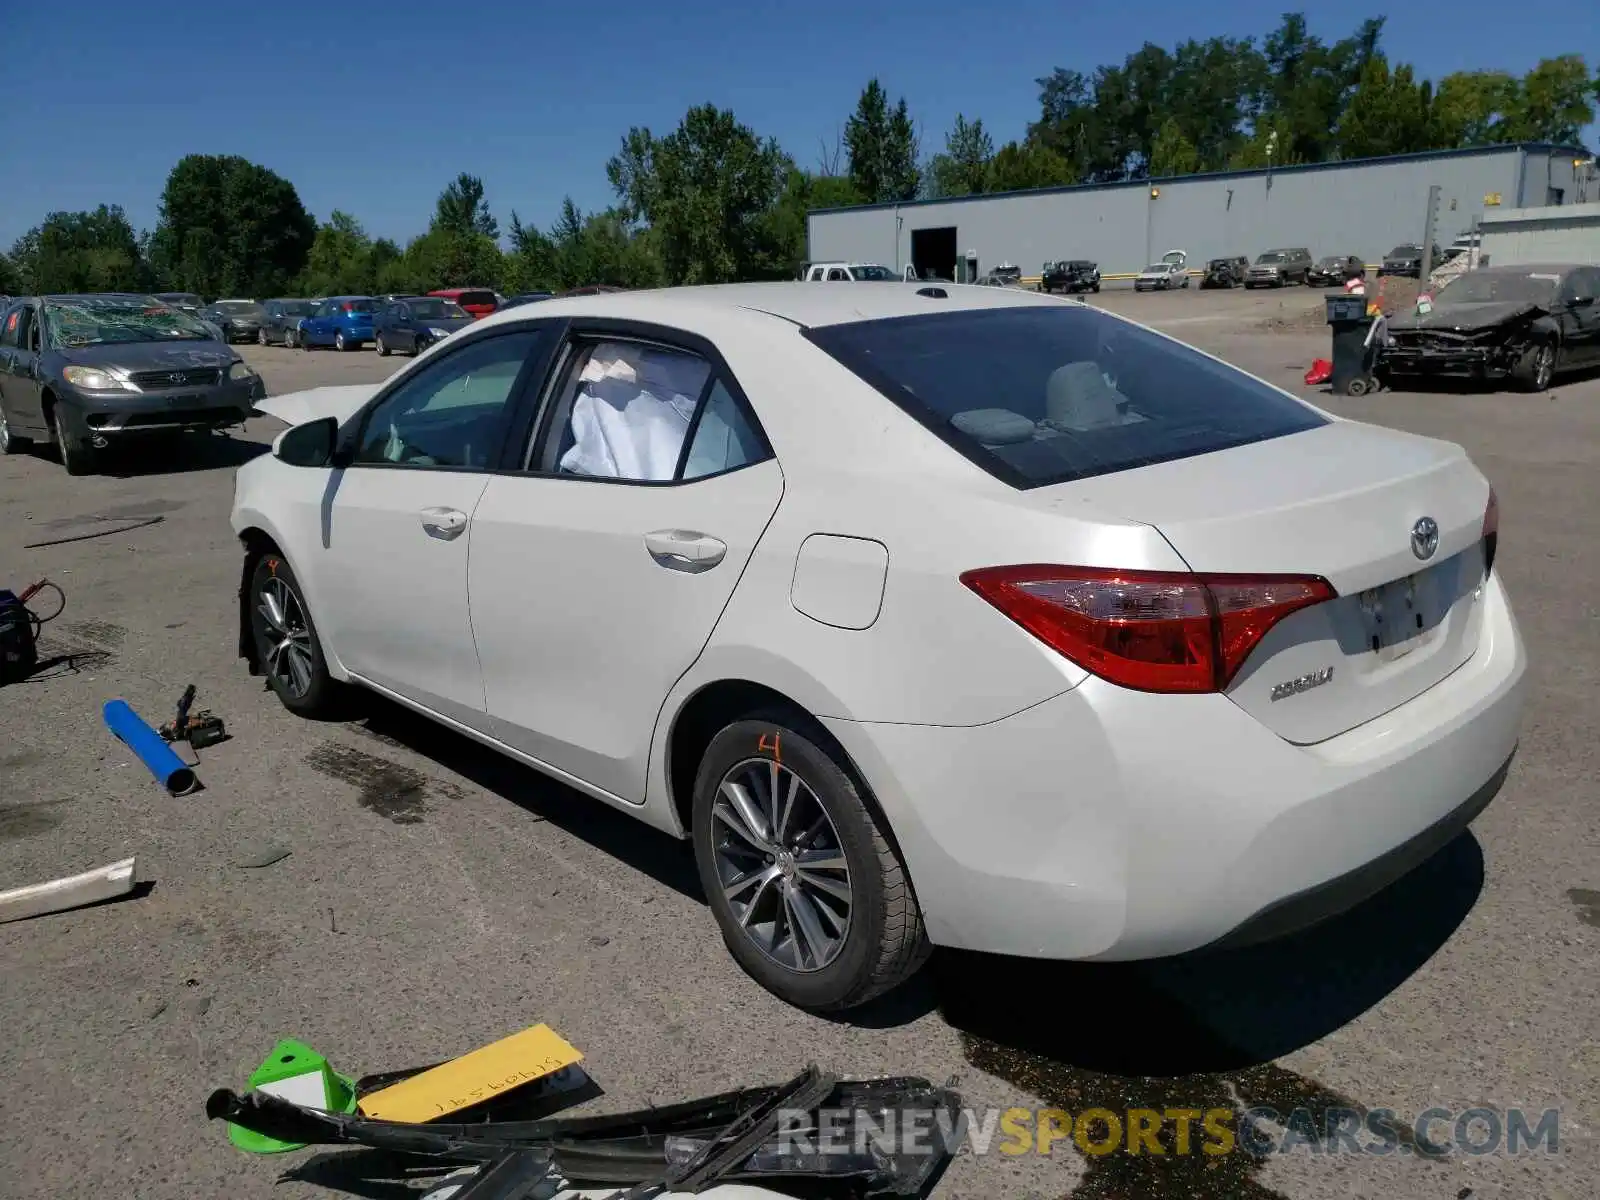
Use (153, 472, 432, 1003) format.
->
(1270, 666, 1334, 702)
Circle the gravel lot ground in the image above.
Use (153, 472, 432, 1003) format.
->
(2, 284, 1596, 1200)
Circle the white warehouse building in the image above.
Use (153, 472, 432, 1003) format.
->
(806, 143, 1595, 282)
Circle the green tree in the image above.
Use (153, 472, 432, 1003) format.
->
(844, 80, 920, 202)
(986, 141, 1076, 192)
(1507, 55, 1595, 144)
(150, 155, 314, 297)
(432, 173, 499, 239)
(299, 211, 374, 295)
(605, 104, 791, 285)
(1431, 70, 1521, 146)
(1149, 118, 1200, 176)
(762, 169, 865, 275)
(928, 115, 994, 198)
(1337, 55, 1434, 159)
(11, 206, 147, 293)
(0, 251, 20, 294)
(403, 228, 503, 290)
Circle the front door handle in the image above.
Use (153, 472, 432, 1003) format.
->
(644, 529, 727, 573)
(420, 507, 468, 540)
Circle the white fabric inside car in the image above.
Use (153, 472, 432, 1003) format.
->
(559, 344, 710, 480)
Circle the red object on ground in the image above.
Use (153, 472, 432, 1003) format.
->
(1304, 358, 1333, 386)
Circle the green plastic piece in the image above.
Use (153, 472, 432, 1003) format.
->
(228, 1038, 357, 1154)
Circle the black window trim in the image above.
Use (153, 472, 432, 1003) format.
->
(336, 321, 563, 475)
(510, 317, 776, 489)
(801, 307, 1328, 492)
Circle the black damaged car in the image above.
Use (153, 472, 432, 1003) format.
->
(1200, 256, 1250, 288)
(1380, 264, 1600, 392)
(1039, 260, 1100, 294)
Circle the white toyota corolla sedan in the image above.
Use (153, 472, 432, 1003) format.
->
(234, 282, 1526, 1011)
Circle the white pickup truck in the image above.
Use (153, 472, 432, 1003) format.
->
(802, 262, 898, 281)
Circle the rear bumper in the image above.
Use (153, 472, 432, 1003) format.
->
(825, 572, 1526, 961)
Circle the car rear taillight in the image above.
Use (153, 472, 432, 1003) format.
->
(1482, 487, 1499, 575)
(960, 565, 1337, 694)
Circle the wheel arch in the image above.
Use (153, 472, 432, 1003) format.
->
(661, 677, 918, 898)
(236, 526, 284, 673)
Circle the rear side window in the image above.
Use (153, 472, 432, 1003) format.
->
(344, 300, 375, 313)
(804, 307, 1327, 490)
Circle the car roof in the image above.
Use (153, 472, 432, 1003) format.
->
(1472, 263, 1575, 276)
(467, 280, 1076, 334)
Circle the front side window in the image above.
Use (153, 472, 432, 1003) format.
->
(353, 329, 546, 469)
(805, 306, 1327, 490)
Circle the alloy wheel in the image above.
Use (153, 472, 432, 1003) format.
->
(335, 331, 346, 351)
(711, 757, 853, 973)
(257, 575, 316, 699)
(1535, 345, 1554, 390)
(258, 328, 267, 345)
(0, 411, 11, 452)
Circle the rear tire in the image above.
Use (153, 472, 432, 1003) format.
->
(691, 715, 929, 1012)
(0, 408, 29, 454)
(258, 328, 268, 345)
(248, 553, 340, 717)
(335, 330, 348, 352)
(1512, 341, 1556, 392)
(375, 332, 390, 357)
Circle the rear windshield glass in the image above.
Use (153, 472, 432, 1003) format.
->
(454, 290, 497, 308)
(408, 298, 468, 319)
(279, 300, 315, 315)
(804, 307, 1327, 489)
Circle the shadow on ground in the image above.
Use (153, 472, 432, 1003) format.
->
(93, 431, 268, 477)
(338, 692, 1486, 1199)
(351, 696, 702, 899)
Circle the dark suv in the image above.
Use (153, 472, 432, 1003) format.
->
(1379, 244, 1442, 279)
(1040, 260, 1101, 294)
(0, 294, 265, 475)
(1200, 256, 1250, 288)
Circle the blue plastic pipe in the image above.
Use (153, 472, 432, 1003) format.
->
(103, 699, 198, 796)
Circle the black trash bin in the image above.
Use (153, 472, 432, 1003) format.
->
(1325, 293, 1379, 395)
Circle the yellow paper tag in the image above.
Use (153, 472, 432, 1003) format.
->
(358, 1024, 583, 1123)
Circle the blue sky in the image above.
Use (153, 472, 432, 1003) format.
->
(1, 0, 1593, 251)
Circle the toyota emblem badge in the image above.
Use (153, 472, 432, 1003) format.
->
(1410, 516, 1439, 561)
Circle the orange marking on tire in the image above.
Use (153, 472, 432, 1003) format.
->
(758, 732, 782, 762)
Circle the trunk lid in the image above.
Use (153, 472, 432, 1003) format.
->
(1033, 420, 1493, 743)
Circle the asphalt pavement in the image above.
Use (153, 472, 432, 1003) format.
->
(1, 285, 1595, 1199)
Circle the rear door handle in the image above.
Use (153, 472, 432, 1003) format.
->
(644, 529, 727, 573)
(419, 507, 468, 540)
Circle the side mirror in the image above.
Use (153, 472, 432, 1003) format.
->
(272, 416, 337, 467)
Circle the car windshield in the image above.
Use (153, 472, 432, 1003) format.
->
(851, 266, 896, 281)
(805, 306, 1327, 489)
(44, 297, 212, 346)
(1436, 271, 1561, 306)
(408, 299, 468, 319)
(216, 301, 262, 315)
(450, 290, 497, 308)
(1389, 246, 1422, 257)
(1319, 257, 1344, 266)
(1144, 264, 1170, 273)
(1256, 253, 1286, 264)
(279, 300, 315, 315)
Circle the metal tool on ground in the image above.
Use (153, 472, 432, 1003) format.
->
(159, 684, 229, 750)
(0, 579, 65, 685)
(103, 699, 199, 795)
